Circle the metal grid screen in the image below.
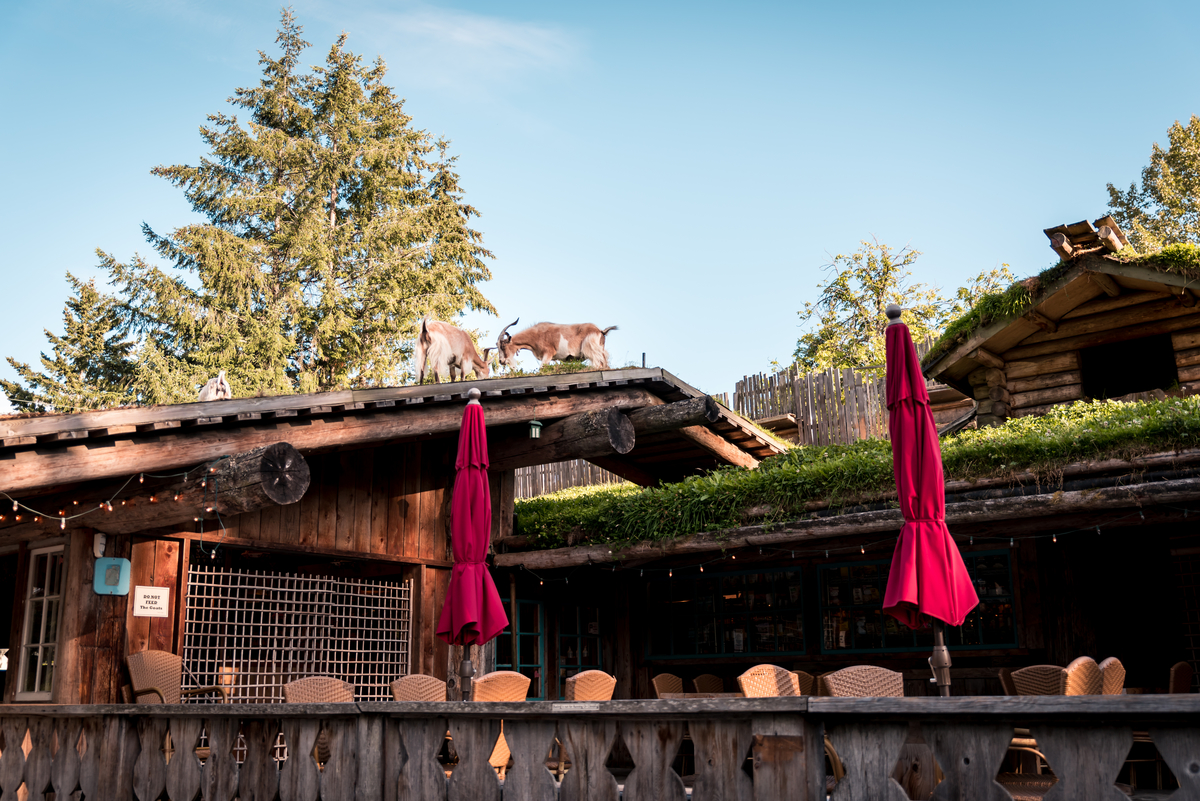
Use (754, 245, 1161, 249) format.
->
(183, 565, 412, 703)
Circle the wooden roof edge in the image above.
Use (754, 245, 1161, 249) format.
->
(494, 472, 1200, 570)
(0, 368, 676, 442)
(1084, 253, 1200, 290)
(656, 368, 788, 457)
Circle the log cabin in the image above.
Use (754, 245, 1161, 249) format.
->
(0, 368, 781, 705)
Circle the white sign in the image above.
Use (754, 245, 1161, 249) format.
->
(133, 585, 170, 618)
(552, 702, 599, 712)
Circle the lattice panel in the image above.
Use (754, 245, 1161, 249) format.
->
(183, 565, 411, 702)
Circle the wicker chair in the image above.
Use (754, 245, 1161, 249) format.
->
(651, 672, 683, 698)
(566, 670, 616, 701)
(1098, 657, 1125, 695)
(1063, 656, 1102, 696)
(472, 671, 531, 780)
(1009, 665, 1066, 696)
(737, 665, 800, 697)
(391, 674, 448, 702)
(126, 650, 229, 704)
(998, 668, 1018, 696)
(791, 670, 815, 696)
(690, 673, 724, 694)
(1169, 661, 1194, 693)
(283, 676, 355, 703)
(819, 665, 903, 698)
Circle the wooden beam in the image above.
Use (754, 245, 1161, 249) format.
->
(495, 475, 1200, 569)
(0, 443, 310, 542)
(1050, 233, 1074, 261)
(1096, 225, 1124, 253)
(586, 455, 662, 487)
(626, 396, 721, 435)
(1004, 313, 1200, 361)
(676, 425, 758, 469)
(1087, 271, 1122, 297)
(1023, 310, 1058, 334)
(488, 408, 636, 472)
(1174, 286, 1197, 308)
(971, 348, 1005, 369)
(0, 387, 660, 494)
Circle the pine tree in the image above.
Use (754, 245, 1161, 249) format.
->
(2, 273, 135, 412)
(1107, 115, 1200, 252)
(106, 10, 494, 401)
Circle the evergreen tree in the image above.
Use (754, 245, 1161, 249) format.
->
(2, 273, 135, 412)
(1107, 115, 1200, 252)
(106, 10, 494, 401)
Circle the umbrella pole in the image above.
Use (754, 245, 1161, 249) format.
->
(930, 618, 952, 697)
(460, 651, 475, 702)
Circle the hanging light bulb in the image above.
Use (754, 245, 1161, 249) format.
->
(14, 515, 21, 522)
(969, 536, 973, 545)
(11, 500, 16, 512)
(0, 515, 5, 522)
(669, 569, 673, 578)
(202, 479, 207, 488)
(150, 496, 157, 503)
(205, 506, 214, 513)
(73, 500, 78, 506)
(860, 545, 865, 554)
(60, 517, 65, 530)
(699, 564, 704, 572)
(139, 473, 144, 484)
(1009, 538, 1014, 547)
(173, 494, 180, 502)
(34, 516, 41, 524)
(539, 580, 543, 586)
(210, 549, 217, 560)
(1052, 533, 1057, 543)
(121, 500, 126, 506)
(58, 509, 65, 516)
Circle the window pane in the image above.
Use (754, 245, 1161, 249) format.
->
(517, 603, 539, 633)
(22, 647, 39, 693)
(518, 667, 540, 698)
(496, 633, 512, 666)
(26, 600, 44, 647)
(751, 615, 775, 652)
(560, 637, 578, 666)
(30, 555, 47, 598)
(47, 553, 65, 596)
(39, 647, 54, 693)
(581, 637, 599, 666)
(43, 600, 59, 644)
(519, 635, 539, 666)
(560, 611, 578, 635)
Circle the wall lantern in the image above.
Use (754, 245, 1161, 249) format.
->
(529, 420, 543, 439)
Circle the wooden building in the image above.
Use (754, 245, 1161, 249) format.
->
(0, 368, 781, 705)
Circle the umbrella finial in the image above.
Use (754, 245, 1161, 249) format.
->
(885, 303, 903, 326)
(467, 387, 481, 406)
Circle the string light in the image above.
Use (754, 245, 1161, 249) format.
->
(11, 501, 16, 512)
(969, 536, 973, 545)
(14, 515, 20, 522)
(150, 496, 157, 503)
(1096, 525, 1101, 536)
(139, 473, 144, 484)
(1052, 533, 1057, 543)
(34, 516, 41, 524)
(669, 569, 673, 578)
(860, 545, 865, 554)
(60, 517, 65, 530)
(1009, 538, 1014, 547)
(174, 493, 181, 501)
(699, 565, 704, 572)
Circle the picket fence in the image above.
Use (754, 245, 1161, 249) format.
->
(514, 459, 624, 499)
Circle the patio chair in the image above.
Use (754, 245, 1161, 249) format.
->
(283, 676, 355, 703)
(819, 665, 903, 698)
(651, 672, 683, 698)
(391, 674, 448, 702)
(737, 665, 800, 697)
(790, 670, 815, 696)
(1098, 657, 1125, 695)
(126, 650, 230, 704)
(1009, 665, 1066, 696)
(690, 673, 724, 694)
(998, 668, 1018, 696)
(1169, 661, 1194, 693)
(473, 670, 531, 781)
(1064, 656, 1102, 696)
(566, 670, 616, 701)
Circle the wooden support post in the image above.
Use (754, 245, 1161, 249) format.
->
(626, 396, 721, 434)
(1087, 270, 1122, 297)
(1023, 310, 1059, 334)
(489, 408, 636, 472)
(1097, 225, 1124, 252)
(972, 348, 1005, 370)
(676, 425, 759, 469)
(1050, 232, 1074, 260)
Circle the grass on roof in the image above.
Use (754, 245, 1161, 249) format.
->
(514, 395, 1200, 551)
(922, 243, 1200, 367)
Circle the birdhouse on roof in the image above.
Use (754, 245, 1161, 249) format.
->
(923, 216, 1200, 426)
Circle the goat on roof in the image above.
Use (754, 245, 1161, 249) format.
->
(495, 319, 618, 370)
(415, 318, 492, 384)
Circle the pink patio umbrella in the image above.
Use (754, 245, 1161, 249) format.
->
(881, 304, 979, 696)
(436, 387, 509, 701)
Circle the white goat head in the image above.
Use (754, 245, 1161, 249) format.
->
(198, 370, 233, 402)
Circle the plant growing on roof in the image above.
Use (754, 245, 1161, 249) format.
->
(1107, 115, 1200, 253)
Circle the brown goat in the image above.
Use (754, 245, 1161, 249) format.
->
(495, 319, 617, 370)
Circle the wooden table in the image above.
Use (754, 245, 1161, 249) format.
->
(659, 692, 745, 699)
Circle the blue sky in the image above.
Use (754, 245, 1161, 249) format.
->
(2, 0, 1199, 412)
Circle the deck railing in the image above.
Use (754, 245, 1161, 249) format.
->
(1, 696, 1197, 799)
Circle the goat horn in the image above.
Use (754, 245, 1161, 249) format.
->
(499, 318, 519, 341)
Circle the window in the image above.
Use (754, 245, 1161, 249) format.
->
(1081, 333, 1178, 399)
(16, 546, 65, 700)
(495, 599, 544, 699)
(647, 568, 804, 659)
(558, 606, 602, 698)
(182, 564, 412, 702)
(818, 550, 1016, 654)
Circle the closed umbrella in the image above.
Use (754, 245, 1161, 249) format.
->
(436, 388, 509, 700)
(881, 305, 979, 696)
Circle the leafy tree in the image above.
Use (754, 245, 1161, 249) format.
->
(105, 9, 494, 401)
(2, 274, 135, 412)
(1107, 115, 1200, 252)
(794, 240, 1013, 372)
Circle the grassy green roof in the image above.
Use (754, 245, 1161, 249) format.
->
(514, 395, 1200, 551)
(922, 243, 1200, 368)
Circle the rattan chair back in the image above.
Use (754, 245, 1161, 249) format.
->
(283, 676, 354, 703)
(690, 674, 724, 694)
(651, 673, 683, 698)
(1169, 661, 1195, 694)
(473, 670, 531, 702)
(566, 670, 616, 701)
(1098, 657, 1125, 695)
(127, 650, 183, 704)
(390, 674, 447, 702)
(737, 664, 800, 697)
(791, 670, 815, 696)
(820, 665, 903, 698)
(1064, 656, 1102, 696)
(1010, 665, 1066, 696)
(998, 668, 1017, 696)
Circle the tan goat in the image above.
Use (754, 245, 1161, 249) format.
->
(415, 318, 492, 383)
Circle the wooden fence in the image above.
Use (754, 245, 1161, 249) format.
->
(514, 460, 624, 499)
(733, 338, 936, 446)
(1, 697, 1195, 799)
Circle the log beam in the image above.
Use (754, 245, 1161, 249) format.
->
(0, 443, 309, 543)
(1023, 310, 1058, 334)
(1087, 271, 1122, 298)
(1096, 225, 1124, 253)
(1050, 233, 1074, 261)
(626, 396, 721, 435)
(676, 425, 759, 469)
(972, 348, 1005, 370)
(489, 408, 636, 472)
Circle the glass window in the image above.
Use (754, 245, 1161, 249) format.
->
(557, 606, 603, 698)
(818, 550, 1017, 654)
(646, 567, 805, 659)
(17, 547, 66, 700)
(495, 599, 544, 699)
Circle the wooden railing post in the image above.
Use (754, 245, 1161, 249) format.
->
(558, 718, 620, 801)
(620, 719, 688, 801)
(499, 718, 558, 801)
(395, 716, 448, 801)
(750, 713, 824, 801)
(445, 717, 502, 801)
(688, 719, 754, 801)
